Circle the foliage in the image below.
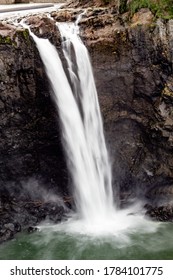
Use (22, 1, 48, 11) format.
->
(78, 0, 173, 19)
(128, 0, 173, 19)
(119, 0, 128, 14)
(0, 35, 12, 45)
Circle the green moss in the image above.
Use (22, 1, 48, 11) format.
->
(0, 29, 30, 47)
(16, 29, 30, 41)
(22, 29, 30, 41)
(119, 0, 128, 14)
(128, 0, 173, 20)
(0, 35, 13, 45)
(96, 0, 173, 19)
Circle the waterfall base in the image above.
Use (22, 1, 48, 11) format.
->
(0, 210, 171, 260)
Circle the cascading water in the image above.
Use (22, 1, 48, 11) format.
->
(22, 16, 159, 238)
(58, 21, 114, 220)
(27, 19, 114, 224)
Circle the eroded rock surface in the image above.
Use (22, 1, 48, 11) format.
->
(80, 11, 173, 207)
(0, 20, 69, 242)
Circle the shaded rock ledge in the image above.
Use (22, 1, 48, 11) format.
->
(0, 18, 70, 243)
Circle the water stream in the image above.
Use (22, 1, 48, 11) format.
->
(1, 15, 172, 260)
(27, 19, 158, 236)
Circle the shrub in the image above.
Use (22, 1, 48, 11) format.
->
(128, 0, 173, 19)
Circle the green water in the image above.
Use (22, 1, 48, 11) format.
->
(0, 222, 173, 260)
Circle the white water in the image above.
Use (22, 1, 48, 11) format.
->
(25, 18, 159, 238)
(28, 21, 114, 223)
(58, 22, 114, 218)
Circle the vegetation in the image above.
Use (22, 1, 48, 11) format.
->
(128, 0, 173, 19)
(119, 0, 128, 14)
(0, 35, 12, 45)
(100, 0, 173, 19)
(78, 0, 173, 19)
(16, 29, 30, 41)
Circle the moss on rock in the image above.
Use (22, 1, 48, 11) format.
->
(0, 35, 12, 45)
(128, 0, 173, 20)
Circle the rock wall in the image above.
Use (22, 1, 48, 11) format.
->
(0, 20, 70, 242)
(0, 20, 70, 194)
(78, 9, 173, 211)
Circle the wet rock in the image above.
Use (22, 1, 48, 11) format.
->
(145, 184, 173, 207)
(0, 196, 68, 243)
(0, 21, 70, 242)
(26, 16, 61, 44)
(145, 204, 173, 222)
(4, 223, 15, 232)
(0, 229, 14, 244)
(27, 226, 38, 233)
(0, 19, 68, 195)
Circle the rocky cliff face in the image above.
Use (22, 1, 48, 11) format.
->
(1, 5, 173, 241)
(0, 20, 69, 242)
(78, 8, 173, 217)
(0, 20, 69, 192)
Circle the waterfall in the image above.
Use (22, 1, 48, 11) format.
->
(28, 19, 115, 223)
(58, 22, 114, 218)
(18, 16, 159, 239)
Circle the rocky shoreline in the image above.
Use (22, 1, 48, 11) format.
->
(1, 2, 173, 243)
(0, 198, 69, 243)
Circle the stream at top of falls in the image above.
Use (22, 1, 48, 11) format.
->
(1, 15, 172, 260)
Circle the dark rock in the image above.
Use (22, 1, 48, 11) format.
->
(0, 195, 68, 243)
(0, 21, 69, 195)
(145, 204, 173, 222)
(0, 229, 14, 244)
(0, 21, 70, 243)
(80, 14, 173, 203)
(4, 223, 15, 232)
(27, 226, 38, 233)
